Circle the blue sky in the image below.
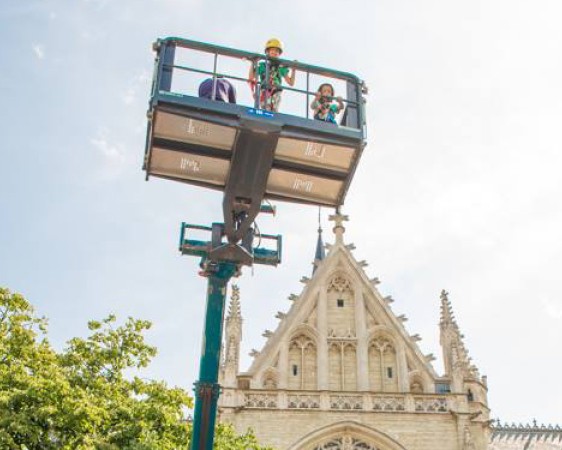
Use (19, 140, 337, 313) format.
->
(2, 0, 562, 425)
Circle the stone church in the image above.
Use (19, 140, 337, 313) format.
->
(217, 214, 562, 450)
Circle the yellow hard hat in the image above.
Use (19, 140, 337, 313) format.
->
(264, 38, 283, 54)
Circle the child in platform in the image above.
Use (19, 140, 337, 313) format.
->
(249, 38, 296, 112)
(311, 83, 345, 124)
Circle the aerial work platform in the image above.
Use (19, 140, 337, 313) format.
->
(143, 37, 367, 212)
(142, 37, 368, 450)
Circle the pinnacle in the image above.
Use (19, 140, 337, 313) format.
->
(228, 284, 242, 319)
(439, 289, 458, 328)
(312, 223, 326, 274)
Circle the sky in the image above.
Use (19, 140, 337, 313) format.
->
(1, 0, 562, 426)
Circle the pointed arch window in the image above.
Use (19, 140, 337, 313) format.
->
(328, 341, 357, 391)
(368, 337, 398, 392)
(289, 334, 317, 390)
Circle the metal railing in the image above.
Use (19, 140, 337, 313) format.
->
(151, 37, 367, 131)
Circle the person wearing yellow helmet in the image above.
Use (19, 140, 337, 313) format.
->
(264, 38, 283, 55)
(248, 38, 296, 112)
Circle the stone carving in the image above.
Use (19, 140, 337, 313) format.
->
(328, 339, 357, 350)
(312, 435, 378, 450)
(370, 337, 394, 354)
(328, 275, 353, 293)
(490, 419, 562, 446)
(244, 393, 277, 409)
(328, 329, 356, 339)
(425, 353, 436, 362)
(330, 395, 363, 410)
(225, 338, 238, 364)
(371, 395, 405, 412)
(290, 334, 316, 351)
(287, 394, 320, 409)
(414, 396, 448, 413)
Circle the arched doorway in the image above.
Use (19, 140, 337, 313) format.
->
(288, 421, 408, 450)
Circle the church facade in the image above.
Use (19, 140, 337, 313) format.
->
(217, 215, 561, 450)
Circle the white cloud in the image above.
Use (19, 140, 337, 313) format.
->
(32, 44, 45, 60)
(91, 137, 125, 162)
(90, 130, 127, 177)
(122, 71, 151, 105)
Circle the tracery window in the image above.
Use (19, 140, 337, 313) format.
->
(312, 435, 379, 450)
(368, 337, 398, 392)
(328, 275, 353, 293)
(289, 334, 317, 390)
(327, 274, 355, 336)
(328, 341, 357, 391)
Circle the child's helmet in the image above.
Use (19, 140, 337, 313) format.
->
(265, 38, 283, 54)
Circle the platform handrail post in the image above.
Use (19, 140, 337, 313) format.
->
(306, 70, 310, 119)
(264, 57, 270, 110)
(159, 40, 176, 92)
(211, 52, 218, 101)
(252, 60, 260, 109)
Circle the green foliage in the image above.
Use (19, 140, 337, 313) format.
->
(0, 288, 271, 450)
(213, 423, 273, 450)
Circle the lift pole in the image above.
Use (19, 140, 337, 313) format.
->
(190, 261, 238, 450)
(179, 222, 280, 450)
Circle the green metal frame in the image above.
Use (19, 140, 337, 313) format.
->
(189, 261, 237, 450)
(179, 221, 281, 450)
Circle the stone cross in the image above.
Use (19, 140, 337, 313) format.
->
(328, 212, 349, 244)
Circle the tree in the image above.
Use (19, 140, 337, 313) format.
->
(0, 288, 271, 450)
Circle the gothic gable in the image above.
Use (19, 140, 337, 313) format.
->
(243, 220, 438, 393)
(219, 216, 492, 450)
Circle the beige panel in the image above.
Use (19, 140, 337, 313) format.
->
(275, 138, 355, 173)
(148, 147, 229, 186)
(266, 169, 343, 205)
(153, 111, 236, 150)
